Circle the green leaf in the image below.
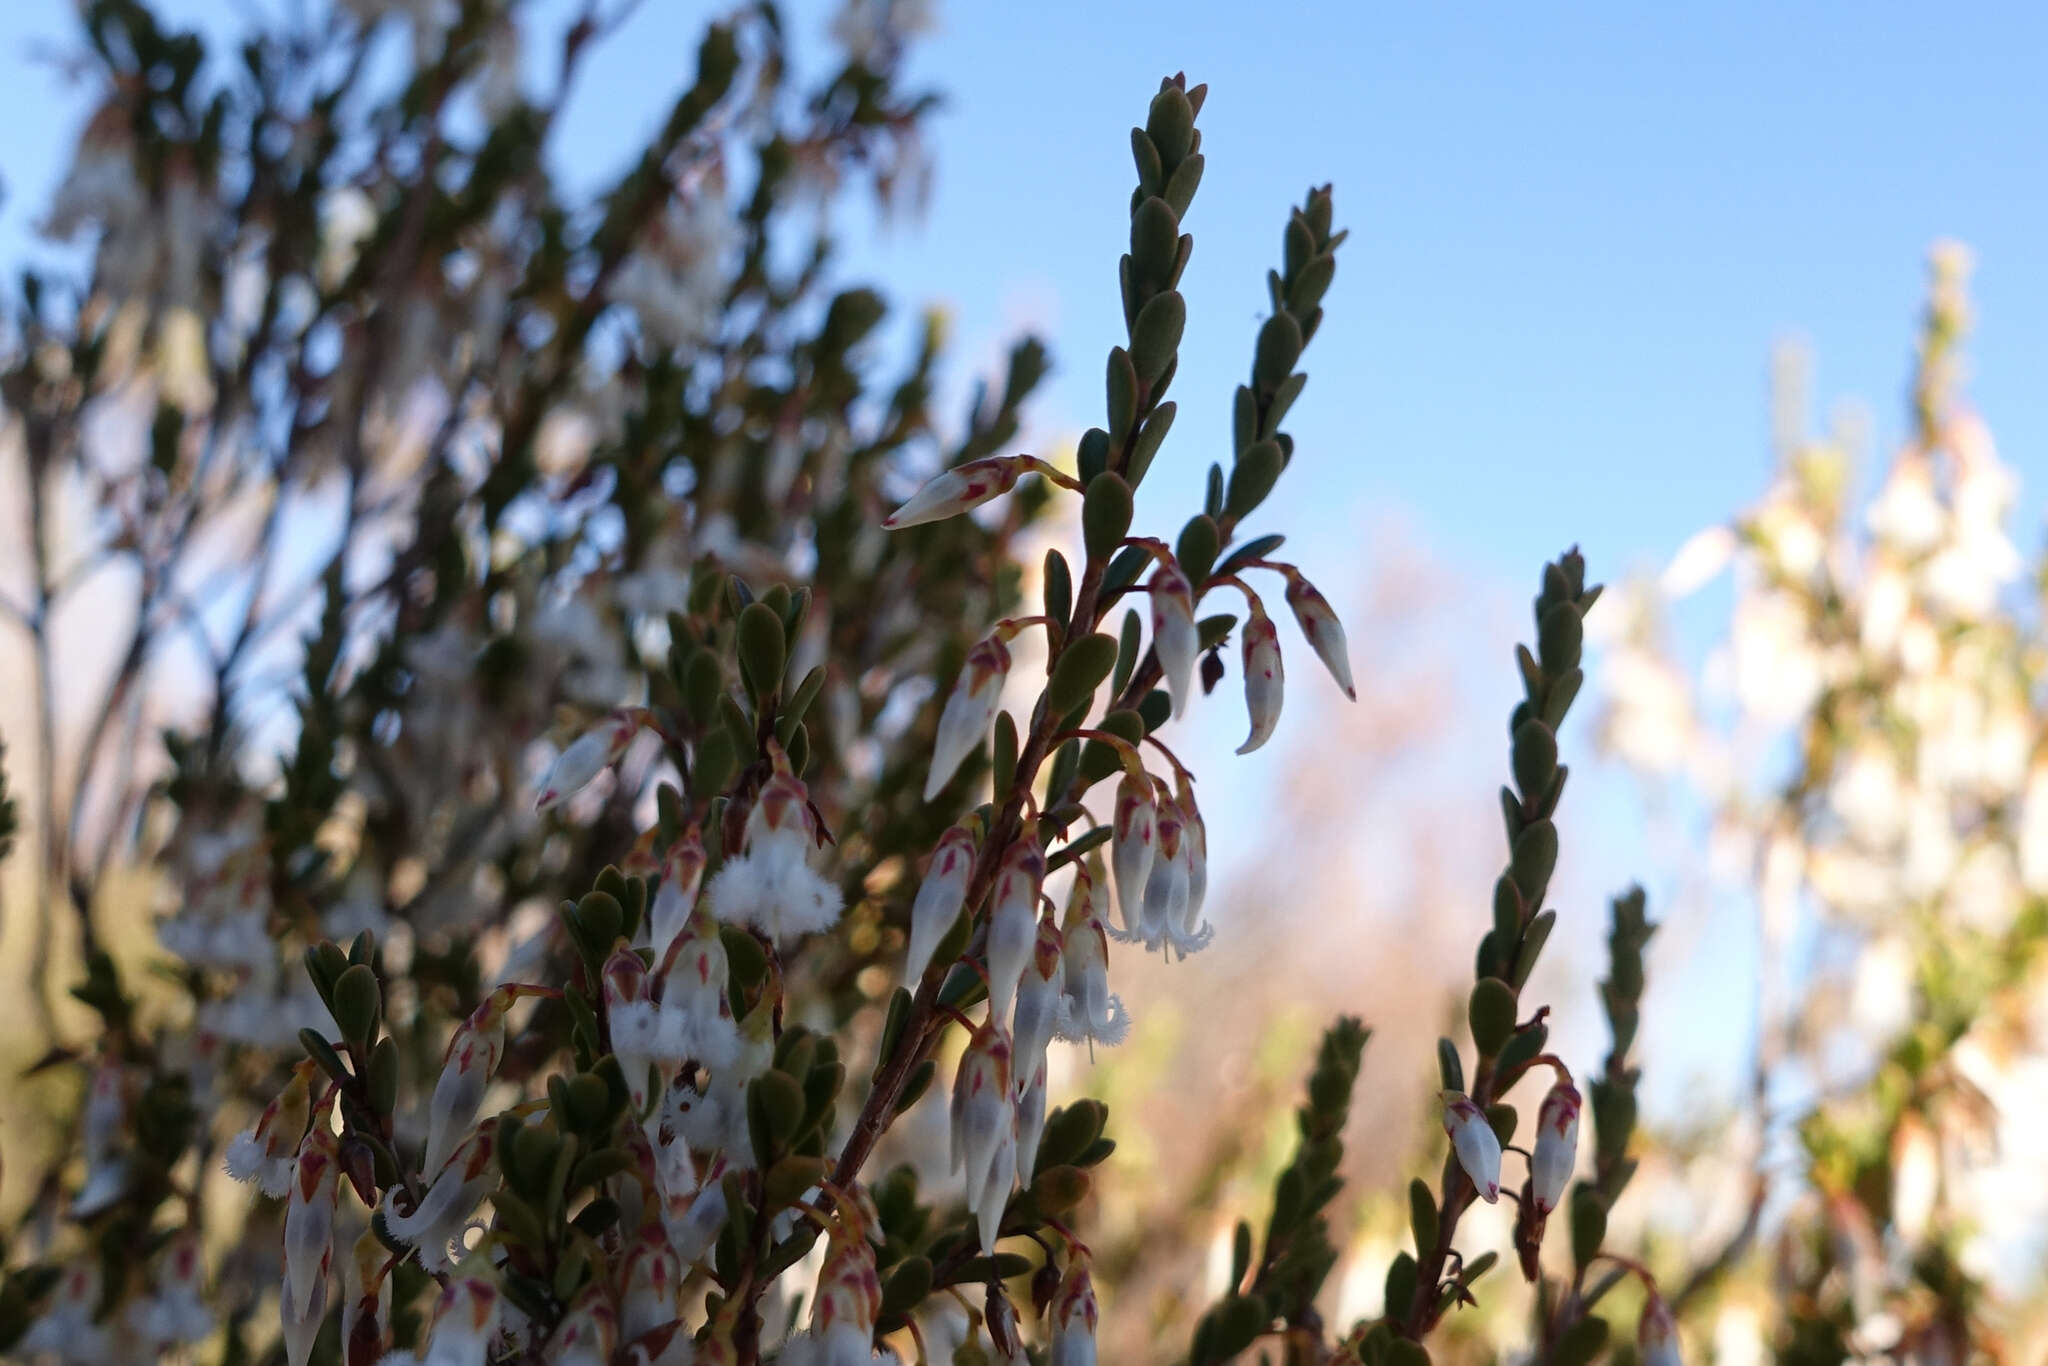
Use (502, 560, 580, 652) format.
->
(1049, 634, 1119, 718)
(1083, 473, 1134, 562)
(1468, 977, 1517, 1057)
(1226, 439, 1285, 519)
(1131, 290, 1186, 383)
(736, 602, 788, 707)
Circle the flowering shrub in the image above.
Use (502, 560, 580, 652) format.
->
(0, 4, 1676, 1364)
(1597, 246, 2048, 1359)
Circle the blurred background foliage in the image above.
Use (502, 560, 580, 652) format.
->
(1, 2, 2047, 1364)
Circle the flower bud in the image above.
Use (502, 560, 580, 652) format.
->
(1638, 1295, 1681, 1366)
(536, 708, 642, 810)
(951, 1021, 1016, 1253)
(423, 987, 522, 1175)
(1530, 1077, 1581, 1215)
(906, 825, 976, 987)
(1282, 569, 1356, 701)
(1015, 1059, 1049, 1185)
(1011, 915, 1064, 1079)
(605, 942, 668, 1115)
(883, 455, 1031, 530)
(1442, 1091, 1502, 1203)
(654, 922, 741, 1069)
(1236, 601, 1285, 753)
(1048, 1261, 1099, 1366)
(927, 633, 1011, 801)
(1149, 562, 1199, 718)
(804, 1214, 882, 1365)
(985, 840, 1045, 1023)
(1110, 770, 1157, 936)
(648, 828, 708, 960)
(283, 1124, 339, 1323)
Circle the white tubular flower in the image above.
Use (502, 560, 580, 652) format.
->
(926, 633, 1012, 801)
(1282, 568, 1356, 701)
(1442, 1092, 1502, 1203)
(553, 1286, 618, 1366)
(985, 840, 1045, 1024)
(654, 924, 741, 1071)
(127, 1234, 213, 1349)
(284, 1124, 340, 1323)
(706, 758, 845, 943)
(73, 1062, 131, 1218)
(383, 1129, 496, 1275)
(795, 1215, 882, 1366)
(1177, 781, 1211, 948)
(1529, 1077, 1581, 1215)
(605, 943, 669, 1116)
(1133, 793, 1209, 959)
(419, 1275, 502, 1366)
(621, 1227, 682, 1343)
(1638, 1295, 1681, 1366)
(1011, 915, 1064, 1080)
(648, 828, 708, 961)
(662, 1158, 730, 1265)
(1015, 1059, 1049, 1186)
(1048, 1261, 1099, 1366)
(882, 455, 1032, 530)
(1110, 770, 1156, 937)
(424, 986, 530, 1176)
(907, 825, 976, 986)
(1148, 562, 1199, 718)
(17, 1263, 109, 1364)
(282, 1256, 329, 1366)
(1055, 857, 1130, 1050)
(535, 708, 643, 811)
(1236, 599, 1285, 753)
(225, 1060, 318, 1197)
(951, 1021, 1016, 1253)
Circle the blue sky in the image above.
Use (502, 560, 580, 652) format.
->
(4, 1, 2046, 1109)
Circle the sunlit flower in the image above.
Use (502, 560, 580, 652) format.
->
(925, 632, 1011, 801)
(1442, 1092, 1501, 1203)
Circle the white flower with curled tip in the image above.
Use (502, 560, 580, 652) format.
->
(1638, 1295, 1682, 1366)
(283, 1125, 340, 1345)
(1011, 915, 1064, 1079)
(382, 1128, 497, 1275)
(1127, 793, 1211, 959)
(1015, 1058, 1049, 1184)
(1049, 1261, 1099, 1366)
(1110, 769, 1156, 937)
(1236, 600, 1285, 753)
(984, 840, 1045, 1024)
(653, 922, 742, 1070)
(647, 829, 708, 960)
(1441, 1092, 1502, 1203)
(882, 454, 1036, 530)
(926, 632, 1012, 801)
(1281, 567, 1355, 701)
(535, 708, 645, 811)
(1054, 857, 1131, 1050)
(225, 1059, 318, 1197)
(1149, 561, 1199, 718)
(1529, 1076, 1580, 1215)
(706, 753, 845, 943)
(951, 1020, 1017, 1254)
(906, 825, 976, 986)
